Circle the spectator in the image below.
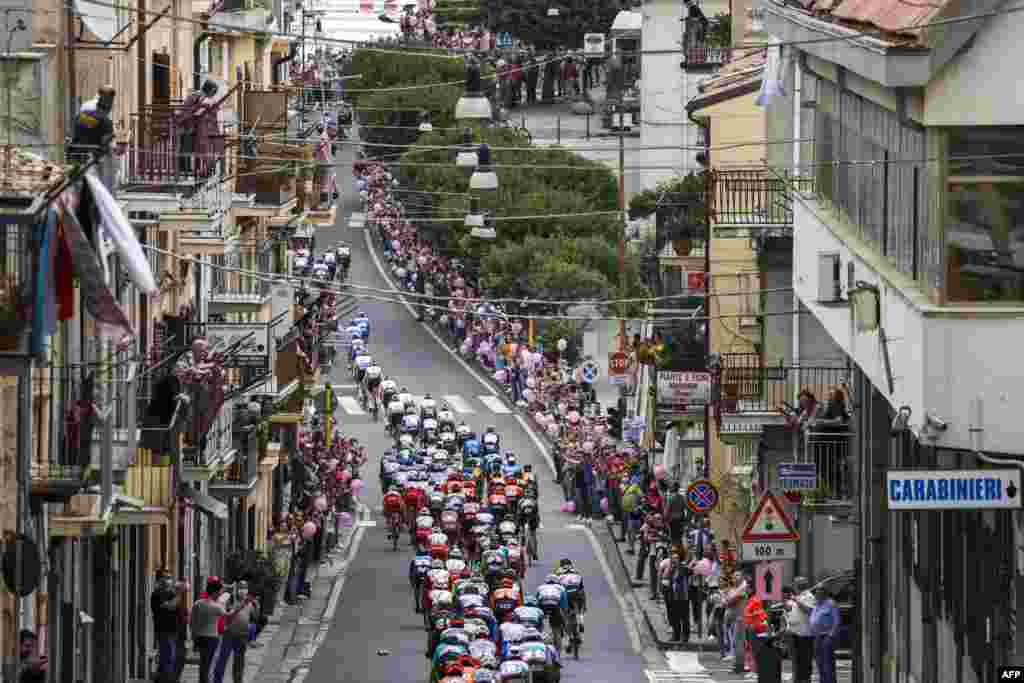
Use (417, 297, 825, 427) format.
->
(212, 581, 261, 683)
(151, 568, 179, 683)
(667, 485, 687, 544)
(174, 578, 191, 682)
(810, 584, 840, 683)
(191, 576, 228, 683)
(783, 577, 816, 683)
(4, 629, 46, 683)
(660, 549, 691, 643)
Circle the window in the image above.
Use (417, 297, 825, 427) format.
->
(945, 126, 1024, 302)
(736, 273, 760, 327)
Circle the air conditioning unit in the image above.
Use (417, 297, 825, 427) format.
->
(817, 253, 843, 303)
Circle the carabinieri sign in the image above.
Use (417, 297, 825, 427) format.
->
(886, 469, 1022, 510)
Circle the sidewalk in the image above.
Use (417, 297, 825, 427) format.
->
(178, 505, 366, 683)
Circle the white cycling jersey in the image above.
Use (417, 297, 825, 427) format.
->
(381, 380, 397, 393)
(403, 414, 421, 430)
(397, 392, 413, 406)
(354, 355, 372, 370)
(483, 433, 499, 445)
(365, 366, 382, 379)
(438, 410, 455, 423)
(294, 257, 308, 269)
(324, 252, 336, 264)
(388, 400, 405, 415)
(313, 263, 329, 274)
(421, 399, 437, 411)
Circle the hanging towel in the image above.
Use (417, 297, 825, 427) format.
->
(30, 210, 54, 358)
(84, 171, 157, 293)
(755, 44, 785, 107)
(59, 196, 134, 340)
(55, 219, 75, 321)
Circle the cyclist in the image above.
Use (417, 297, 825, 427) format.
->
(555, 558, 587, 633)
(501, 452, 521, 478)
(381, 376, 398, 408)
(482, 426, 500, 450)
(513, 594, 546, 632)
(402, 407, 421, 437)
(363, 361, 383, 411)
(420, 393, 438, 420)
(409, 546, 433, 612)
(387, 394, 406, 434)
(536, 575, 569, 653)
(397, 386, 415, 411)
(383, 486, 405, 538)
(353, 348, 373, 393)
(490, 576, 522, 624)
(354, 311, 370, 341)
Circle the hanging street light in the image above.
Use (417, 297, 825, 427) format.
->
(455, 128, 478, 173)
(469, 143, 498, 191)
(464, 197, 485, 228)
(454, 59, 493, 121)
(418, 110, 433, 134)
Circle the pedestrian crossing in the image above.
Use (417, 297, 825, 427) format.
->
(329, 392, 513, 416)
(646, 650, 854, 682)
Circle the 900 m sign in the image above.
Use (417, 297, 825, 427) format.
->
(741, 541, 796, 561)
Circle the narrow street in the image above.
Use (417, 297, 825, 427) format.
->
(297, 150, 655, 682)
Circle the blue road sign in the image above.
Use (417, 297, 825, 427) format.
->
(777, 463, 817, 491)
(686, 479, 719, 514)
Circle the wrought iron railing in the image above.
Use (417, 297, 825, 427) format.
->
(683, 46, 732, 67)
(801, 431, 854, 503)
(210, 246, 272, 302)
(213, 426, 258, 487)
(712, 169, 798, 228)
(121, 105, 227, 188)
(716, 352, 850, 414)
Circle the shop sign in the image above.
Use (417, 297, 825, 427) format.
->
(886, 469, 1021, 510)
(656, 370, 710, 408)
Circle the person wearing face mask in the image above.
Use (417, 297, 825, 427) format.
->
(211, 581, 260, 683)
(151, 569, 179, 683)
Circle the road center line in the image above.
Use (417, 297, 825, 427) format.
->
(478, 395, 512, 414)
(442, 395, 476, 414)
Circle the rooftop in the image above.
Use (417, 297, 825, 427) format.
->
(687, 49, 766, 112)
(0, 148, 67, 198)
(772, 0, 953, 45)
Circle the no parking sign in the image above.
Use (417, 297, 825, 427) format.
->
(580, 360, 600, 384)
(686, 479, 719, 514)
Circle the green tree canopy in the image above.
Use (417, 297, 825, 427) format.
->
(480, 0, 624, 51)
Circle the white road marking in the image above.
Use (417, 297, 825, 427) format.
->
(666, 652, 707, 674)
(338, 396, 365, 414)
(478, 395, 511, 414)
(582, 525, 645, 655)
(443, 395, 476, 414)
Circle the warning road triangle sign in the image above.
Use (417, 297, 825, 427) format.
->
(742, 491, 800, 542)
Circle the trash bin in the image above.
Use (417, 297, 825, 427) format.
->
(751, 634, 783, 683)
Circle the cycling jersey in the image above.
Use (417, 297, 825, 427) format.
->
(513, 606, 545, 630)
(397, 392, 413, 406)
(381, 380, 397, 393)
(537, 584, 568, 610)
(403, 415, 421, 430)
(366, 366, 382, 379)
(388, 400, 405, 415)
(346, 325, 360, 338)
(438, 410, 454, 423)
(354, 355, 372, 370)
(324, 252, 336, 264)
(483, 433, 499, 445)
(313, 264, 329, 275)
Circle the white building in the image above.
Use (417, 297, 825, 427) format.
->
(639, 0, 730, 189)
(760, 0, 1024, 679)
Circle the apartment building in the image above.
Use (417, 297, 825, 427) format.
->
(0, 0, 334, 679)
(754, 0, 1024, 680)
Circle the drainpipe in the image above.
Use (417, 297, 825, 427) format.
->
(194, 33, 209, 92)
(272, 41, 299, 86)
(791, 54, 802, 459)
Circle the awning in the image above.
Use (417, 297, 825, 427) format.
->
(189, 490, 229, 520)
(75, 0, 117, 42)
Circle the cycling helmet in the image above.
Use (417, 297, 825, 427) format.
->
(545, 574, 560, 584)
(424, 393, 432, 400)
(486, 426, 496, 433)
(559, 558, 574, 570)
(479, 654, 498, 670)
(401, 386, 409, 392)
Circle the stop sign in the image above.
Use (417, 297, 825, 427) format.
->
(608, 351, 628, 378)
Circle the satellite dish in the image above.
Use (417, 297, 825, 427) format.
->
(74, 0, 118, 43)
(2, 534, 42, 598)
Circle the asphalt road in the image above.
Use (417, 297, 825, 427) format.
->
(301, 151, 652, 683)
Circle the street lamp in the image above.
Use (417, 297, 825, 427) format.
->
(469, 143, 498, 191)
(464, 197, 484, 228)
(454, 59, 492, 121)
(455, 128, 478, 173)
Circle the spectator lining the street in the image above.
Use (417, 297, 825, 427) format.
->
(151, 568, 179, 683)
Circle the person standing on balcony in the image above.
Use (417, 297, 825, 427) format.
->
(176, 79, 221, 177)
(151, 568, 179, 683)
(814, 387, 852, 497)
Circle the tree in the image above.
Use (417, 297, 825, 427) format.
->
(480, 0, 624, 51)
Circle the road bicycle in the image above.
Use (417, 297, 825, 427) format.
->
(565, 607, 582, 660)
(387, 512, 402, 551)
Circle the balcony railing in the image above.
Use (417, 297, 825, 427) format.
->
(716, 352, 850, 415)
(121, 105, 226, 189)
(683, 46, 732, 67)
(211, 425, 259, 493)
(210, 246, 272, 304)
(800, 431, 854, 504)
(711, 169, 798, 231)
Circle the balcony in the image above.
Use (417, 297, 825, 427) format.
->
(234, 141, 300, 216)
(714, 352, 851, 434)
(800, 430, 854, 506)
(682, 46, 732, 68)
(209, 243, 272, 309)
(304, 171, 338, 227)
(120, 105, 227, 191)
(210, 424, 259, 496)
(710, 169, 799, 238)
